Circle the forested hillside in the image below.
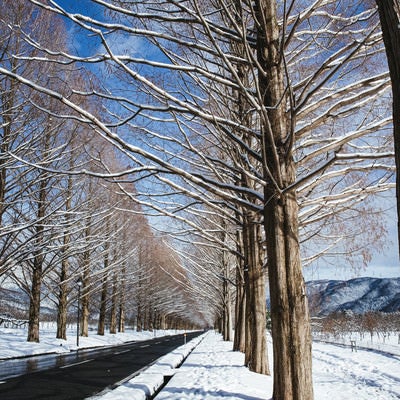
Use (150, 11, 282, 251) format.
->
(307, 277, 400, 316)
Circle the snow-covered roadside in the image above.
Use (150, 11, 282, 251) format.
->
(90, 330, 271, 400)
(1, 326, 400, 399)
(88, 334, 206, 400)
(95, 331, 400, 400)
(155, 331, 271, 400)
(0, 325, 186, 359)
(313, 332, 400, 357)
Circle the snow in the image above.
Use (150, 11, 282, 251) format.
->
(312, 341, 400, 399)
(1, 325, 400, 399)
(0, 324, 181, 358)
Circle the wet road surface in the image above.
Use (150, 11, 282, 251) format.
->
(0, 331, 201, 400)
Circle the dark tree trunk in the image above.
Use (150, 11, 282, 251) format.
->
(109, 272, 117, 334)
(243, 212, 269, 375)
(56, 174, 72, 340)
(27, 260, 41, 343)
(97, 269, 108, 336)
(255, 0, 313, 398)
(136, 304, 143, 332)
(56, 259, 68, 340)
(376, 0, 400, 257)
(81, 219, 92, 337)
(143, 307, 149, 331)
(233, 243, 246, 352)
(233, 223, 246, 352)
(80, 263, 90, 337)
(222, 275, 233, 341)
(264, 190, 313, 400)
(118, 300, 125, 333)
(27, 135, 49, 343)
(118, 262, 126, 332)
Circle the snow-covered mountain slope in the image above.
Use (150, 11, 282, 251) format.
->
(306, 277, 400, 316)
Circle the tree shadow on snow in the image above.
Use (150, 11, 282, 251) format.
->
(159, 386, 271, 400)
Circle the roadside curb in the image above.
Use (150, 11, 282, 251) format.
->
(88, 332, 208, 400)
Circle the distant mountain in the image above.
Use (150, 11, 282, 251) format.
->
(0, 286, 30, 316)
(306, 277, 400, 316)
(0, 286, 55, 318)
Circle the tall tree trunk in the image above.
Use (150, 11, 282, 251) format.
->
(81, 257, 90, 337)
(0, 57, 17, 228)
(233, 266, 246, 352)
(255, 0, 313, 398)
(56, 258, 68, 340)
(97, 269, 108, 336)
(81, 217, 92, 337)
(243, 211, 269, 375)
(118, 283, 125, 332)
(118, 260, 126, 332)
(222, 274, 232, 341)
(118, 302, 125, 332)
(143, 306, 149, 331)
(161, 314, 166, 330)
(56, 174, 72, 340)
(27, 214, 45, 343)
(27, 126, 50, 343)
(136, 304, 143, 332)
(27, 259, 42, 343)
(109, 271, 117, 334)
(264, 190, 313, 400)
(220, 222, 232, 342)
(375, 0, 400, 257)
(233, 226, 246, 352)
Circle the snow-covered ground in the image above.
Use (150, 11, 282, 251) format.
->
(0, 323, 181, 359)
(1, 325, 400, 399)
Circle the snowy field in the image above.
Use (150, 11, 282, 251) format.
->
(1, 325, 400, 399)
(0, 323, 181, 358)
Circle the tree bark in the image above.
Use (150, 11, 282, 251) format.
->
(97, 266, 108, 336)
(375, 0, 400, 257)
(80, 215, 92, 337)
(233, 270, 246, 352)
(222, 275, 233, 341)
(264, 190, 313, 400)
(57, 174, 72, 340)
(243, 211, 269, 375)
(117, 259, 126, 332)
(136, 303, 143, 332)
(56, 258, 68, 340)
(27, 123, 50, 343)
(233, 222, 246, 352)
(80, 254, 90, 337)
(255, 0, 313, 398)
(0, 81, 14, 227)
(109, 271, 117, 334)
(27, 261, 41, 343)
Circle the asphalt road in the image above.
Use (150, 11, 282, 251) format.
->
(0, 331, 202, 400)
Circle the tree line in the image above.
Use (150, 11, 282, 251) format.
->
(0, 1, 210, 344)
(313, 310, 400, 343)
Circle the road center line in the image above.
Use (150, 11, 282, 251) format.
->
(114, 349, 130, 355)
(60, 359, 94, 369)
(139, 344, 150, 348)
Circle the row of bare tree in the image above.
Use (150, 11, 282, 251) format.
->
(1, 1, 399, 399)
(0, 1, 209, 343)
(313, 311, 400, 342)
